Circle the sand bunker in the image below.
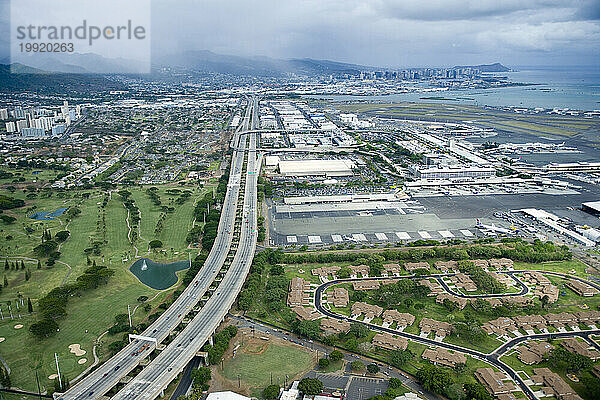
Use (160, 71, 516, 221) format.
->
(0, 337, 5, 343)
(78, 358, 87, 365)
(68, 344, 86, 356)
(48, 374, 58, 380)
(14, 324, 23, 329)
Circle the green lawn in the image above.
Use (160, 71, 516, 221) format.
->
(222, 342, 315, 389)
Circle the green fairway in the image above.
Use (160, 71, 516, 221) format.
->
(0, 183, 209, 392)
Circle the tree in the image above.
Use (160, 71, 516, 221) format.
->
(416, 365, 453, 395)
(319, 358, 330, 369)
(298, 378, 323, 395)
(337, 267, 352, 279)
(263, 384, 280, 400)
(329, 350, 343, 362)
(191, 366, 211, 389)
(345, 338, 358, 352)
(388, 378, 402, 389)
(55, 230, 70, 242)
(149, 240, 163, 249)
(464, 382, 493, 400)
(349, 323, 370, 338)
(547, 347, 593, 371)
(350, 361, 364, 371)
(367, 363, 380, 374)
(29, 319, 59, 339)
(390, 349, 412, 368)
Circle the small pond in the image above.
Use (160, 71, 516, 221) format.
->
(29, 207, 68, 220)
(129, 258, 190, 290)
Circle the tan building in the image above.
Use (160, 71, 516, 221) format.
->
(292, 306, 320, 321)
(474, 368, 517, 396)
(353, 280, 381, 291)
(488, 258, 514, 269)
(490, 272, 515, 287)
(531, 368, 583, 400)
(329, 287, 349, 308)
(448, 273, 477, 292)
(383, 263, 403, 276)
(419, 318, 452, 337)
(517, 341, 553, 365)
(404, 262, 430, 272)
(349, 264, 370, 277)
(566, 280, 599, 297)
(544, 312, 577, 329)
(422, 347, 466, 368)
(434, 260, 458, 273)
(483, 317, 518, 337)
(287, 277, 311, 307)
(502, 296, 533, 307)
(436, 293, 468, 309)
(513, 315, 548, 332)
(320, 318, 351, 335)
(419, 279, 445, 296)
(382, 310, 415, 328)
(561, 338, 600, 361)
(372, 333, 408, 351)
(574, 310, 600, 326)
(351, 302, 383, 319)
(311, 265, 341, 280)
(471, 259, 490, 269)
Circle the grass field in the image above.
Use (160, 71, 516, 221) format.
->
(0, 183, 210, 392)
(222, 339, 315, 390)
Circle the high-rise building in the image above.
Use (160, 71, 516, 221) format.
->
(0, 109, 8, 120)
(5, 121, 16, 133)
(13, 107, 25, 119)
(52, 123, 66, 136)
(21, 127, 45, 137)
(16, 119, 28, 132)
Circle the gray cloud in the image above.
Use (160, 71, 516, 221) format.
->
(1, 0, 598, 67)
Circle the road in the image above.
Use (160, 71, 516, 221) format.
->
(58, 98, 259, 400)
(111, 100, 260, 400)
(314, 269, 600, 400)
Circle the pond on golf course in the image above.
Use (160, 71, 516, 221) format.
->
(129, 258, 190, 290)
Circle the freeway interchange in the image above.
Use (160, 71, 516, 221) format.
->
(314, 269, 600, 400)
(57, 97, 260, 400)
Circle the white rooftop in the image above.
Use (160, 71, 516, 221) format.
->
(206, 391, 251, 400)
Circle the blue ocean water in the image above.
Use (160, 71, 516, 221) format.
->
(309, 65, 600, 110)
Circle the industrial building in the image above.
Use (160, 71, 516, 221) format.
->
(409, 165, 495, 180)
(278, 159, 356, 177)
(582, 201, 600, 216)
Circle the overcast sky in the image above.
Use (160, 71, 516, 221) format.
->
(2, 0, 599, 67)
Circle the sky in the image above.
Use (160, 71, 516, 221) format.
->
(2, 0, 599, 68)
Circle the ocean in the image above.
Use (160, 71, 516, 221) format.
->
(308, 65, 600, 111)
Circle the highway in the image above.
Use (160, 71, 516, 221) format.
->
(111, 101, 260, 400)
(58, 98, 258, 400)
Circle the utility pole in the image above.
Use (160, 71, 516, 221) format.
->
(55, 353, 62, 390)
(128, 305, 132, 327)
(35, 370, 42, 400)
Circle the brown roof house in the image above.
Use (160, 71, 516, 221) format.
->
(351, 302, 383, 322)
(372, 333, 408, 351)
(320, 318, 351, 335)
(381, 310, 415, 330)
(419, 318, 452, 340)
(422, 347, 466, 368)
(329, 287, 349, 308)
(517, 341, 554, 365)
(475, 368, 517, 396)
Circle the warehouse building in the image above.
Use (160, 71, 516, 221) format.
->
(278, 159, 356, 177)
